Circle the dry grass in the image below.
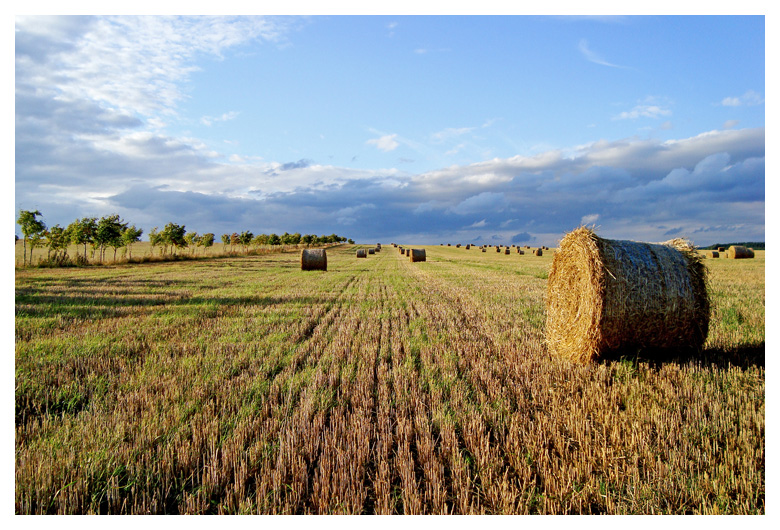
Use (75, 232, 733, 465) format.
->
(15, 243, 764, 514)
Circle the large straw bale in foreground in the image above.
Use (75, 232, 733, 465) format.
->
(546, 227, 709, 362)
(301, 249, 327, 271)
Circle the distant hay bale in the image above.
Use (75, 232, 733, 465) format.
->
(405, 249, 410, 256)
(704, 250, 719, 258)
(517, 249, 525, 255)
(368, 248, 375, 255)
(356, 249, 367, 258)
(496, 247, 501, 253)
(466, 244, 471, 249)
(410, 249, 426, 262)
(301, 248, 327, 271)
(505, 248, 510, 254)
(727, 245, 754, 259)
(534, 248, 543, 256)
(481, 247, 486, 252)
(717, 247, 726, 252)
(456, 244, 461, 248)
(447, 243, 451, 246)
(375, 246, 381, 253)
(545, 227, 709, 362)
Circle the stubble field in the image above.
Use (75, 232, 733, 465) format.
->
(14, 244, 765, 514)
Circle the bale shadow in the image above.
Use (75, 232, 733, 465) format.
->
(601, 342, 765, 370)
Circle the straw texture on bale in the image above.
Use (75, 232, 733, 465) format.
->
(410, 249, 426, 262)
(356, 249, 367, 258)
(727, 245, 755, 259)
(545, 227, 709, 362)
(300, 248, 327, 271)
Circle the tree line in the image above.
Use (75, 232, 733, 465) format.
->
(16, 210, 353, 267)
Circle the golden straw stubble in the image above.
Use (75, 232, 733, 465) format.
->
(545, 227, 709, 362)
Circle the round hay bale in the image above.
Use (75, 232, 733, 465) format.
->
(504, 248, 510, 254)
(704, 250, 719, 258)
(301, 248, 327, 271)
(727, 245, 754, 259)
(410, 249, 426, 262)
(375, 246, 381, 253)
(447, 243, 451, 246)
(356, 249, 367, 258)
(534, 248, 543, 256)
(496, 247, 501, 253)
(517, 249, 525, 255)
(545, 227, 709, 362)
(368, 248, 375, 255)
(466, 244, 471, 250)
(405, 249, 410, 256)
(717, 247, 726, 252)
(456, 244, 461, 248)
(481, 247, 486, 252)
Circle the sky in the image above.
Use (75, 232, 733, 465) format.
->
(13, 12, 767, 247)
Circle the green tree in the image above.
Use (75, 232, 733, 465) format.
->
(200, 233, 215, 254)
(67, 217, 97, 263)
(268, 233, 280, 246)
(184, 231, 200, 255)
(149, 227, 161, 256)
(161, 222, 187, 255)
(230, 233, 240, 251)
(239, 231, 254, 253)
(94, 214, 126, 262)
(45, 224, 69, 263)
(121, 225, 143, 259)
(221, 234, 231, 252)
(17, 210, 46, 266)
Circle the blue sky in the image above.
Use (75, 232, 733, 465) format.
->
(14, 13, 767, 246)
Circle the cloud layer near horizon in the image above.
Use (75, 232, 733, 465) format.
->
(15, 16, 765, 246)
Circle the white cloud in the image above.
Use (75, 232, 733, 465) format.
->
(431, 127, 475, 142)
(469, 219, 487, 228)
(201, 111, 239, 126)
(578, 38, 624, 68)
(721, 90, 764, 107)
(614, 104, 672, 120)
(366, 134, 400, 152)
(581, 213, 599, 226)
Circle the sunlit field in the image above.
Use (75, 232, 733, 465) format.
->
(15, 244, 764, 514)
